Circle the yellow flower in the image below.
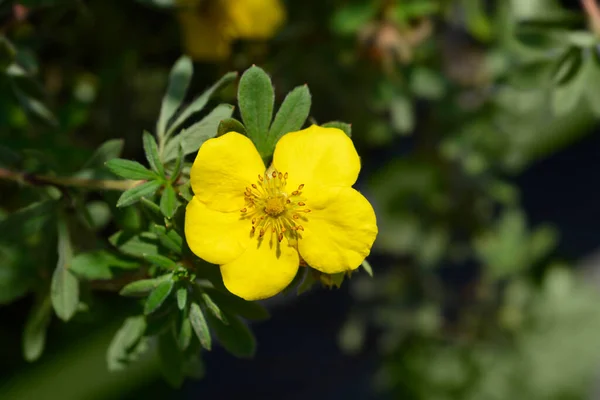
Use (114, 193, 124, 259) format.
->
(177, 0, 286, 61)
(185, 125, 378, 300)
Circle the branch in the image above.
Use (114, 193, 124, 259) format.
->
(582, 0, 600, 36)
(0, 168, 140, 191)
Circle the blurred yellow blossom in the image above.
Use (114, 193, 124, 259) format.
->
(177, 0, 286, 61)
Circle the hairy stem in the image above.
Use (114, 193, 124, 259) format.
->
(0, 168, 140, 191)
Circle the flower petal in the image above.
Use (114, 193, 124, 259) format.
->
(221, 237, 299, 300)
(272, 125, 360, 200)
(298, 187, 377, 274)
(185, 197, 251, 265)
(190, 132, 265, 212)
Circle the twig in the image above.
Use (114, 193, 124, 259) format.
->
(582, 0, 600, 36)
(0, 168, 140, 191)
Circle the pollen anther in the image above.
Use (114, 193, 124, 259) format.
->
(241, 170, 310, 242)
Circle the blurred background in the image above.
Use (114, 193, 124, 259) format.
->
(3, 0, 600, 399)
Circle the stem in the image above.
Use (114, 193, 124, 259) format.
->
(0, 168, 140, 191)
(582, 0, 600, 36)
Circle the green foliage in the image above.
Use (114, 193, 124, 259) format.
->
(4, 1, 600, 397)
(238, 66, 275, 158)
(144, 280, 174, 315)
(116, 180, 162, 208)
(105, 159, 157, 180)
(157, 56, 193, 140)
(236, 66, 316, 161)
(50, 218, 79, 322)
(268, 85, 312, 145)
(107, 316, 148, 371)
(322, 121, 352, 137)
(70, 250, 139, 280)
(217, 117, 246, 137)
(189, 302, 211, 350)
(22, 295, 52, 362)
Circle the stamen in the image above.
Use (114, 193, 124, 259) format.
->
(240, 172, 309, 242)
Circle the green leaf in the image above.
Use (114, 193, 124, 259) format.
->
(167, 71, 237, 137)
(143, 131, 165, 177)
(338, 315, 365, 355)
(12, 81, 57, 126)
(169, 146, 184, 183)
(82, 139, 124, 170)
(140, 198, 164, 225)
(105, 159, 157, 180)
(107, 316, 147, 371)
(110, 231, 161, 258)
(585, 52, 600, 116)
(361, 259, 374, 277)
(143, 253, 177, 270)
(160, 184, 177, 218)
(178, 317, 192, 350)
(201, 292, 227, 323)
(158, 329, 184, 388)
(119, 274, 172, 297)
(22, 295, 52, 362)
(50, 219, 79, 322)
(203, 288, 270, 321)
(268, 85, 311, 145)
(322, 121, 352, 137)
(163, 104, 235, 162)
(331, 2, 377, 35)
(282, 267, 307, 296)
(410, 67, 445, 99)
(177, 287, 188, 310)
(552, 47, 582, 85)
(564, 31, 597, 48)
(217, 117, 246, 137)
(70, 250, 139, 280)
(144, 279, 174, 315)
(238, 66, 274, 157)
(152, 225, 183, 254)
(189, 302, 211, 350)
(297, 269, 318, 295)
(157, 56, 193, 138)
(390, 95, 414, 135)
(178, 181, 193, 202)
(116, 180, 162, 208)
(209, 312, 256, 358)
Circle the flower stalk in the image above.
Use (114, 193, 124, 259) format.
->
(0, 167, 140, 191)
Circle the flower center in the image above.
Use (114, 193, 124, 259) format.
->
(264, 196, 285, 216)
(240, 170, 311, 242)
